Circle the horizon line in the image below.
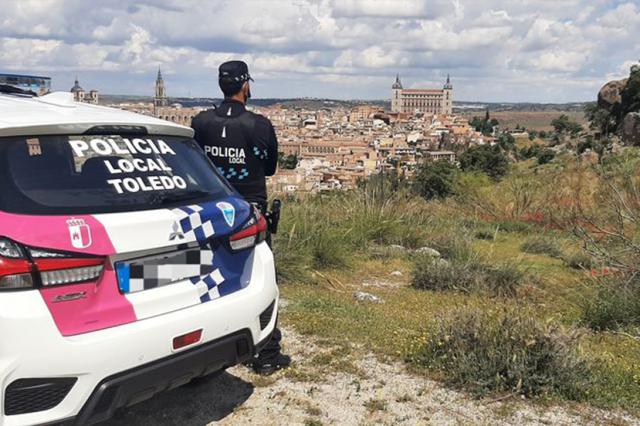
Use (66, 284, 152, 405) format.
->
(97, 94, 593, 105)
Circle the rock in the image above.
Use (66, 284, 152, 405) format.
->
(621, 112, 640, 146)
(598, 78, 627, 112)
(415, 247, 441, 257)
(610, 141, 625, 153)
(390, 270, 403, 277)
(353, 291, 383, 303)
(388, 244, 407, 251)
(278, 298, 290, 309)
(580, 149, 599, 164)
(435, 258, 451, 267)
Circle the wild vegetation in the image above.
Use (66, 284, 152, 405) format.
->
(274, 146, 640, 416)
(274, 66, 640, 415)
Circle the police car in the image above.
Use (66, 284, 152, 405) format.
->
(0, 75, 278, 425)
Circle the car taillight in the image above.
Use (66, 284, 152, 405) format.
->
(0, 237, 104, 291)
(228, 212, 268, 252)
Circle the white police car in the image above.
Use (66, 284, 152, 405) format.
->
(0, 75, 278, 425)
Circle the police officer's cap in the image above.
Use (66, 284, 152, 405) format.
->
(219, 60, 254, 85)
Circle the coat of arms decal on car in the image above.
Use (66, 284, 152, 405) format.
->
(66, 218, 92, 249)
(216, 201, 235, 227)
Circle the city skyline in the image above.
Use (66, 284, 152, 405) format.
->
(1, 1, 638, 102)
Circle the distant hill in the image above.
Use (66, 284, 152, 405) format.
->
(99, 95, 586, 113)
(453, 101, 587, 113)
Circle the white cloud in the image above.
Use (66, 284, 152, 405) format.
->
(0, 0, 638, 102)
(530, 50, 589, 73)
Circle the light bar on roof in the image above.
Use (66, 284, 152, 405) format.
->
(0, 73, 51, 95)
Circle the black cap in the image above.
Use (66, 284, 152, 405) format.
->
(218, 60, 253, 84)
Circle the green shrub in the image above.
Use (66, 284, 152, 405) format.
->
(537, 148, 556, 165)
(520, 235, 563, 258)
(422, 232, 473, 261)
(411, 256, 523, 297)
(414, 307, 590, 399)
(579, 277, 640, 331)
(413, 160, 458, 200)
(563, 252, 595, 270)
(274, 240, 312, 283)
(310, 230, 350, 269)
(459, 145, 509, 180)
(475, 227, 497, 240)
(491, 219, 533, 233)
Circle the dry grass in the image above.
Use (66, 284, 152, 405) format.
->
(276, 149, 640, 415)
(462, 110, 588, 132)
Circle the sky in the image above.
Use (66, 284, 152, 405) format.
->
(1, 0, 639, 102)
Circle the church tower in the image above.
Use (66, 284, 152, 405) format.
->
(154, 68, 168, 113)
(391, 74, 403, 113)
(442, 74, 453, 115)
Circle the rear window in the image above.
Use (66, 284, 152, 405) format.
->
(0, 134, 234, 214)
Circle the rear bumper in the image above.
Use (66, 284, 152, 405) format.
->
(73, 328, 272, 425)
(0, 243, 278, 426)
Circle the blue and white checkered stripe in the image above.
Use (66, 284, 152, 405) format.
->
(171, 204, 215, 243)
(252, 146, 268, 160)
(218, 166, 250, 181)
(190, 268, 226, 302)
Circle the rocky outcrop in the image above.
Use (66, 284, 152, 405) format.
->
(620, 112, 640, 146)
(595, 63, 640, 145)
(598, 78, 627, 112)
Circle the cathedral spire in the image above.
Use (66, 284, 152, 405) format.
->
(444, 73, 452, 90)
(154, 67, 168, 113)
(392, 73, 403, 89)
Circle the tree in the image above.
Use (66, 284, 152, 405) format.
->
(413, 160, 458, 200)
(536, 148, 555, 165)
(277, 152, 298, 169)
(469, 112, 498, 136)
(584, 102, 616, 137)
(459, 145, 509, 180)
(498, 133, 516, 151)
(551, 114, 583, 137)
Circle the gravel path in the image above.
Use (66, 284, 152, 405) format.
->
(103, 327, 638, 426)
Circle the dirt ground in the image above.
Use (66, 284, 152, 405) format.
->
(103, 325, 638, 426)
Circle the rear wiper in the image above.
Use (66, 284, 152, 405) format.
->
(149, 190, 211, 205)
(0, 84, 37, 96)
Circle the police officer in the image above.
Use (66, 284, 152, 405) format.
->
(191, 60, 290, 375)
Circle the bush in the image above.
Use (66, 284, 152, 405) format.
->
(563, 252, 595, 270)
(413, 160, 458, 200)
(579, 277, 640, 331)
(459, 145, 509, 180)
(474, 227, 496, 240)
(520, 235, 563, 258)
(310, 229, 350, 269)
(492, 219, 533, 233)
(536, 148, 556, 165)
(422, 232, 473, 261)
(414, 308, 590, 399)
(411, 256, 523, 297)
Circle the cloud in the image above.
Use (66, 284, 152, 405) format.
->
(329, 0, 453, 19)
(0, 0, 638, 102)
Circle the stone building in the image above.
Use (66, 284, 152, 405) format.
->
(155, 105, 204, 126)
(70, 77, 98, 104)
(391, 74, 453, 115)
(154, 68, 168, 112)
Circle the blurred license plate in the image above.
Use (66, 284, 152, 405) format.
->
(116, 247, 214, 293)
